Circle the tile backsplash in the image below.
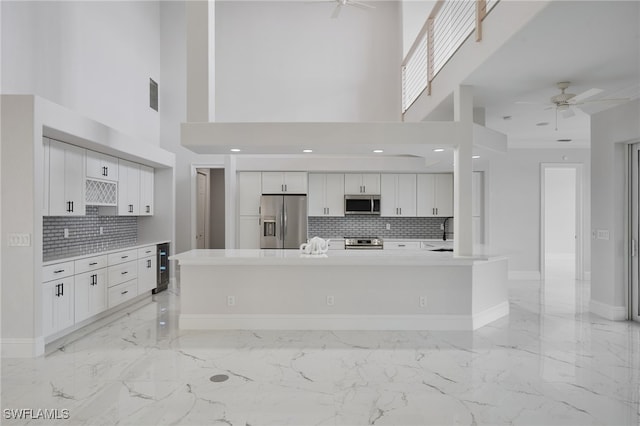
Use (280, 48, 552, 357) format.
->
(43, 206, 137, 261)
(308, 216, 453, 240)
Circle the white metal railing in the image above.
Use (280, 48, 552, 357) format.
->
(401, 0, 500, 115)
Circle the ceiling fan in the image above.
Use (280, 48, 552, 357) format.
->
(519, 81, 629, 119)
(311, 0, 375, 19)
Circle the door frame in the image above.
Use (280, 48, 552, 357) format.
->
(196, 169, 210, 249)
(629, 143, 640, 322)
(190, 163, 226, 250)
(540, 163, 584, 280)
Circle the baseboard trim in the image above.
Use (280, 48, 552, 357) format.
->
(473, 302, 510, 329)
(589, 299, 627, 321)
(1, 337, 45, 358)
(508, 270, 541, 280)
(181, 306, 510, 332)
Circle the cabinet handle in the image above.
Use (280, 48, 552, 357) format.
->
(147, 259, 151, 268)
(121, 290, 128, 295)
(400, 207, 402, 215)
(399, 244, 406, 247)
(121, 271, 128, 275)
(327, 207, 329, 215)
(121, 255, 128, 259)
(91, 274, 97, 286)
(54, 269, 65, 274)
(60, 283, 64, 296)
(70, 201, 74, 212)
(102, 166, 107, 177)
(146, 205, 150, 213)
(128, 204, 133, 213)
(435, 208, 438, 215)
(89, 262, 98, 266)
(66, 201, 72, 213)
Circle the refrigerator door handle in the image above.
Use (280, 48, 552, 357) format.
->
(283, 202, 288, 243)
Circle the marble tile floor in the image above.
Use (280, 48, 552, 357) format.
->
(2, 278, 639, 426)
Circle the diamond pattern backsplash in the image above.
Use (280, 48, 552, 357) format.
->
(86, 179, 117, 206)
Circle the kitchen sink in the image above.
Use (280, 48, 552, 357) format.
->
(430, 248, 453, 252)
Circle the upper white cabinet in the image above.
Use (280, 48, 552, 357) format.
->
(48, 139, 86, 216)
(118, 160, 140, 216)
(308, 173, 345, 217)
(380, 174, 416, 217)
(139, 165, 154, 216)
(86, 150, 118, 181)
(238, 172, 262, 216)
(344, 174, 380, 195)
(261, 172, 307, 194)
(416, 174, 454, 217)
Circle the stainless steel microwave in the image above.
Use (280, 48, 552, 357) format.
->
(344, 195, 381, 215)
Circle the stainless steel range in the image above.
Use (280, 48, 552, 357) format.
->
(344, 237, 383, 249)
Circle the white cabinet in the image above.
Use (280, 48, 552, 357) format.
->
(238, 215, 261, 249)
(238, 172, 262, 215)
(137, 245, 157, 294)
(139, 165, 154, 216)
(118, 160, 140, 215)
(344, 174, 380, 195)
(86, 150, 118, 181)
(74, 268, 107, 324)
(48, 139, 86, 216)
(416, 174, 454, 217)
(42, 276, 75, 338)
(261, 172, 307, 194)
(308, 173, 345, 216)
(384, 241, 421, 250)
(380, 174, 416, 217)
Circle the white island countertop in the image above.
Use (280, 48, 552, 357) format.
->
(170, 248, 505, 266)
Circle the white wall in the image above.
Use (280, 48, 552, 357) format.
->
(1, 1, 161, 144)
(489, 148, 590, 278)
(591, 100, 640, 317)
(214, 1, 402, 122)
(401, 1, 435, 57)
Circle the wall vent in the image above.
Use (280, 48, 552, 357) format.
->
(150, 78, 158, 111)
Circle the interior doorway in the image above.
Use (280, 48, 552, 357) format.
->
(541, 164, 583, 281)
(195, 167, 226, 249)
(630, 144, 640, 322)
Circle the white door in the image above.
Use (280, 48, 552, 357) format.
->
(380, 174, 398, 217)
(196, 171, 208, 249)
(118, 160, 140, 215)
(308, 174, 326, 216)
(262, 172, 285, 193)
(416, 174, 436, 217)
(49, 140, 85, 216)
(344, 174, 364, 194)
(361, 174, 381, 195)
(238, 172, 262, 215)
(75, 269, 107, 323)
(138, 256, 157, 294)
(283, 172, 308, 194)
(631, 144, 640, 322)
(139, 165, 154, 215)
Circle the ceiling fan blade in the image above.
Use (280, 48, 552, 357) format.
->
(575, 97, 630, 105)
(515, 101, 547, 105)
(331, 3, 342, 18)
(348, 1, 376, 9)
(572, 88, 603, 103)
(561, 108, 576, 119)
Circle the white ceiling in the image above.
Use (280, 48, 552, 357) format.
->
(457, 0, 640, 149)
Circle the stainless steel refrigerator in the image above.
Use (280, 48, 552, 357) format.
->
(260, 195, 307, 249)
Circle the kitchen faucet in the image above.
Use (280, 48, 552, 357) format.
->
(442, 217, 454, 241)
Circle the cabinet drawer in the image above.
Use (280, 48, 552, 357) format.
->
(108, 280, 138, 308)
(384, 241, 421, 250)
(42, 261, 75, 281)
(108, 261, 138, 287)
(137, 245, 156, 258)
(75, 255, 108, 274)
(328, 240, 345, 250)
(108, 249, 138, 266)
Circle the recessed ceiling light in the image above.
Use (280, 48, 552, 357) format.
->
(303, 149, 313, 153)
(536, 122, 549, 126)
(433, 148, 445, 152)
(230, 148, 241, 152)
(472, 155, 480, 159)
(373, 149, 384, 153)
(556, 139, 572, 143)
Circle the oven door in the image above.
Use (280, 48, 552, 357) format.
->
(345, 195, 380, 215)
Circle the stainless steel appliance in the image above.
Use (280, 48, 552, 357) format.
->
(344, 237, 383, 249)
(260, 195, 308, 249)
(344, 195, 380, 215)
(153, 242, 170, 293)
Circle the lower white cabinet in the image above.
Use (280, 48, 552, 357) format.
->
(42, 277, 75, 338)
(108, 280, 138, 308)
(238, 215, 261, 249)
(74, 269, 107, 323)
(138, 254, 157, 294)
(384, 241, 421, 250)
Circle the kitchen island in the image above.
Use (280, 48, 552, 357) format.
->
(171, 249, 508, 331)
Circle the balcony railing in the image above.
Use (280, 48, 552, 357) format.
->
(401, 0, 499, 115)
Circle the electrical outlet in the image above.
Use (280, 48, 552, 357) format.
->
(100, 226, 104, 235)
(326, 295, 334, 306)
(7, 233, 31, 247)
(386, 223, 391, 230)
(597, 229, 610, 240)
(64, 228, 69, 238)
(419, 296, 426, 308)
(227, 296, 236, 306)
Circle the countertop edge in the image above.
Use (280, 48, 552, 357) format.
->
(43, 240, 171, 266)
